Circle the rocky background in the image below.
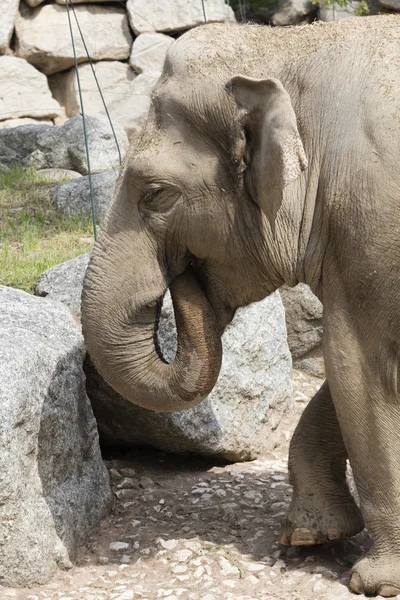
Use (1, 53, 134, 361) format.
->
(1, 0, 398, 136)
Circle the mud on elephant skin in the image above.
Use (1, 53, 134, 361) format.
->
(82, 16, 400, 597)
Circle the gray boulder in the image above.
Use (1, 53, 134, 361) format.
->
(35, 253, 91, 318)
(51, 169, 118, 218)
(0, 115, 128, 173)
(272, 0, 317, 25)
(280, 284, 324, 378)
(35, 255, 293, 461)
(86, 291, 292, 462)
(0, 286, 112, 586)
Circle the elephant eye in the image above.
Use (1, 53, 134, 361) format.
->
(140, 184, 178, 213)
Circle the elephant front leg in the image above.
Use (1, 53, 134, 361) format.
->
(279, 380, 364, 547)
(324, 311, 400, 597)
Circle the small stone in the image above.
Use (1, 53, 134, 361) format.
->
(194, 566, 205, 578)
(159, 538, 179, 550)
(120, 467, 137, 477)
(171, 565, 187, 574)
(223, 580, 236, 588)
(139, 476, 155, 489)
(98, 556, 109, 564)
(117, 477, 139, 490)
(120, 555, 131, 564)
(273, 559, 287, 571)
(109, 541, 130, 551)
(219, 557, 239, 576)
(215, 489, 227, 497)
(175, 549, 193, 562)
(241, 561, 265, 572)
(115, 592, 134, 600)
(131, 520, 141, 528)
(115, 489, 136, 500)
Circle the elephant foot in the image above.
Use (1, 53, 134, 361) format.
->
(278, 490, 364, 546)
(350, 550, 400, 597)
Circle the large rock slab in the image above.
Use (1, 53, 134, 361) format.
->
(34, 255, 293, 462)
(280, 284, 324, 378)
(50, 64, 159, 142)
(272, 0, 316, 25)
(0, 115, 128, 173)
(15, 3, 132, 75)
(130, 33, 174, 73)
(0, 56, 62, 122)
(35, 254, 91, 318)
(87, 292, 293, 462)
(49, 62, 136, 119)
(0, 286, 112, 586)
(51, 169, 118, 218)
(0, 117, 54, 129)
(0, 0, 19, 54)
(127, 0, 234, 34)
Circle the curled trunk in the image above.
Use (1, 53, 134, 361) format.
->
(82, 257, 222, 412)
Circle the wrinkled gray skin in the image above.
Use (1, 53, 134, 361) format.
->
(82, 16, 400, 596)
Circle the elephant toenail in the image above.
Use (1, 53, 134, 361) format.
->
(349, 572, 364, 594)
(278, 528, 291, 546)
(377, 584, 400, 597)
(290, 527, 316, 546)
(327, 527, 341, 541)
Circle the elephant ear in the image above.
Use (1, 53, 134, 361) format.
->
(227, 75, 308, 231)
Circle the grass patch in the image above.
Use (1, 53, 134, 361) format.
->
(0, 166, 94, 292)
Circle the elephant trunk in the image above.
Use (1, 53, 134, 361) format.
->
(81, 236, 222, 412)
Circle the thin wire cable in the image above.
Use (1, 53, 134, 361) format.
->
(69, 0, 122, 166)
(65, 0, 97, 241)
(201, 0, 207, 22)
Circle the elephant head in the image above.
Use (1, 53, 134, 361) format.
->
(81, 28, 308, 413)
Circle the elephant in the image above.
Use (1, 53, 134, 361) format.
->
(81, 15, 400, 596)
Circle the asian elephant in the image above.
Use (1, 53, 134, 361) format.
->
(81, 15, 400, 596)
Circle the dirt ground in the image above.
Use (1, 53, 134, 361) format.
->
(1, 371, 377, 600)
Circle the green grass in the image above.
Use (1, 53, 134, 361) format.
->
(0, 166, 94, 292)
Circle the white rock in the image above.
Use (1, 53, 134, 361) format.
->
(175, 549, 193, 562)
(130, 33, 174, 74)
(15, 3, 132, 75)
(0, 287, 112, 586)
(109, 542, 130, 551)
(159, 538, 179, 550)
(0, 118, 54, 129)
(0, 0, 19, 54)
(49, 62, 159, 142)
(0, 56, 62, 122)
(127, 0, 234, 35)
(219, 557, 239, 577)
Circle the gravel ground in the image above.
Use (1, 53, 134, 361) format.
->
(1, 371, 378, 600)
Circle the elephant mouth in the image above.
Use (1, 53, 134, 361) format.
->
(190, 258, 236, 335)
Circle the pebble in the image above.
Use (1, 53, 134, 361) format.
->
(175, 549, 193, 562)
(159, 538, 179, 550)
(140, 476, 155, 489)
(219, 557, 239, 576)
(130, 520, 141, 528)
(117, 477, 139, 490)
(109, 542, 130, 551)
(109, 469, 122, 482)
